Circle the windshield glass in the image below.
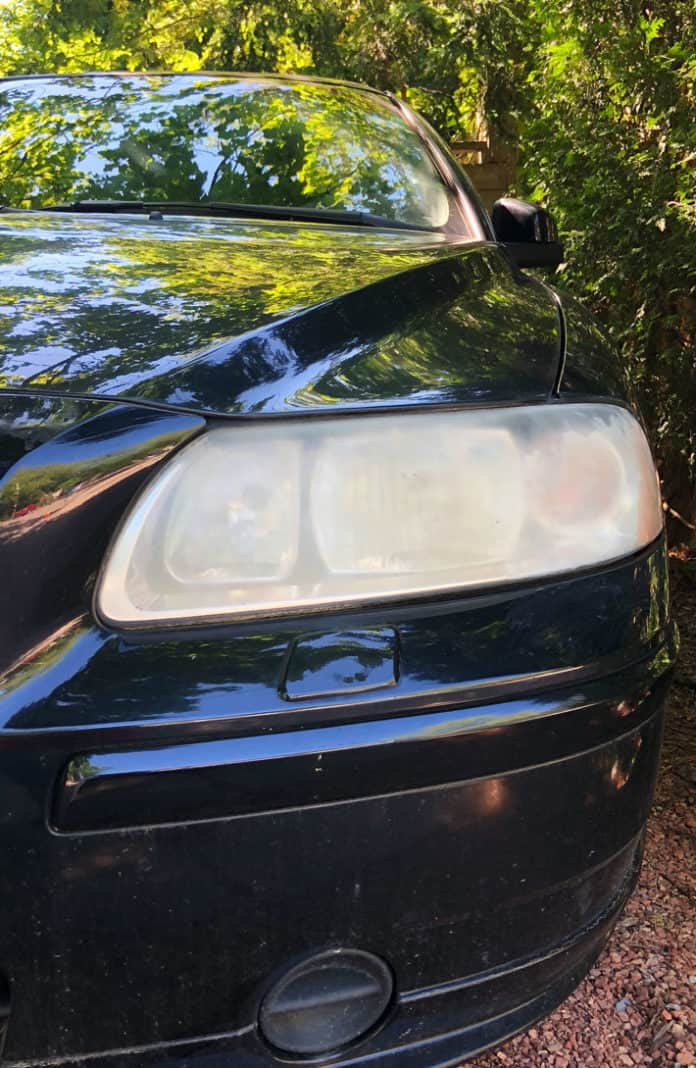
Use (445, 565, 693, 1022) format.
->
(0, 74, 470, 232)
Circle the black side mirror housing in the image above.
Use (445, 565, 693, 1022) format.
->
(491, 197, 563, 269)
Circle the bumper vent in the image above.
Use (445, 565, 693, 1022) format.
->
(259, 948, 393, 1056)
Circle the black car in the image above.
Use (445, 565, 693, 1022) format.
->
(0, 73, 676, 1068)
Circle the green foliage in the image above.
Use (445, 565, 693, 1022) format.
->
(0, 0, 694, 519)
(0, 75, 451, 224)
(519, 1, 696, 522)
(0, 0, 517, 136)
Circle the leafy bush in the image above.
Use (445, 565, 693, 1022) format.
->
(0, 0, 694, 527)
(519, 1, 695, 534)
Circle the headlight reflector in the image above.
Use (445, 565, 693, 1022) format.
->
(97, 404, 662, 626)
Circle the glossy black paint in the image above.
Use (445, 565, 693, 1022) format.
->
(53, 653, 671, 833)
(0, 396, 203, 670)
(5, 895, 628, 1067)
(0, 502, 677, 1065)
(490, 197, 563, 269)
(557, 288, 631, 401)
(0, 215, 561, 414)
(282, 628, 399, 700)
(0, 690, 668, 1064)
(0, 73, 674, 1068)
(0, 533, 671, 733)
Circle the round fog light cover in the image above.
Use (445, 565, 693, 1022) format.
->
(259, 948, 393, 1055)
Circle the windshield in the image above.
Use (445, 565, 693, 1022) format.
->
(0, 74, 470, 233)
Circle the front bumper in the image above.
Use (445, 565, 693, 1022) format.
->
(0, 541, 677, 1067)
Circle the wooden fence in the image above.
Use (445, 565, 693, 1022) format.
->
(450, 137, 517, 212)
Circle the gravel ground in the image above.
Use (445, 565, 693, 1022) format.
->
(470, 573, 696, 1068)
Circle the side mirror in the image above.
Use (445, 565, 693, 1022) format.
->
(491, 197, 563, 269)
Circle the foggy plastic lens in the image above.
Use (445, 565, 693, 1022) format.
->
(97, 404, 663, 626)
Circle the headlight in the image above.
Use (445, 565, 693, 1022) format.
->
(96, 404, 662, 627)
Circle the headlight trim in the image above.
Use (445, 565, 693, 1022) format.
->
(96, 403, 663, 628)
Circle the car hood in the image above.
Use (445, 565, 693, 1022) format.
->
(0, 212, 561, 414)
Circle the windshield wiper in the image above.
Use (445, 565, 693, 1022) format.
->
(15, 200, 435, 232)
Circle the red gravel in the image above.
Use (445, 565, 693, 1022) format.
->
(469, 575, 696, 1067)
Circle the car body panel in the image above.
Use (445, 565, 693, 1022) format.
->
(0, 214, 562, 413)
(0, 71, 673, 1068)
(0, 399, 204, 671)
(0, 540, 672, 735)
(0, 403, 677, 1059)
(0, 354, 674, 1066)
(556, 288, 629, 401)
(0, 649, 670, 1063)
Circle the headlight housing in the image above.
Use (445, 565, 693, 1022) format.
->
(96, 404, 663, 627)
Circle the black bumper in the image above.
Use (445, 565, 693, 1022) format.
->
(0, 541, 677, 1067)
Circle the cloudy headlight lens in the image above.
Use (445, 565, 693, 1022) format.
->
(97, 404, 662, 626)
